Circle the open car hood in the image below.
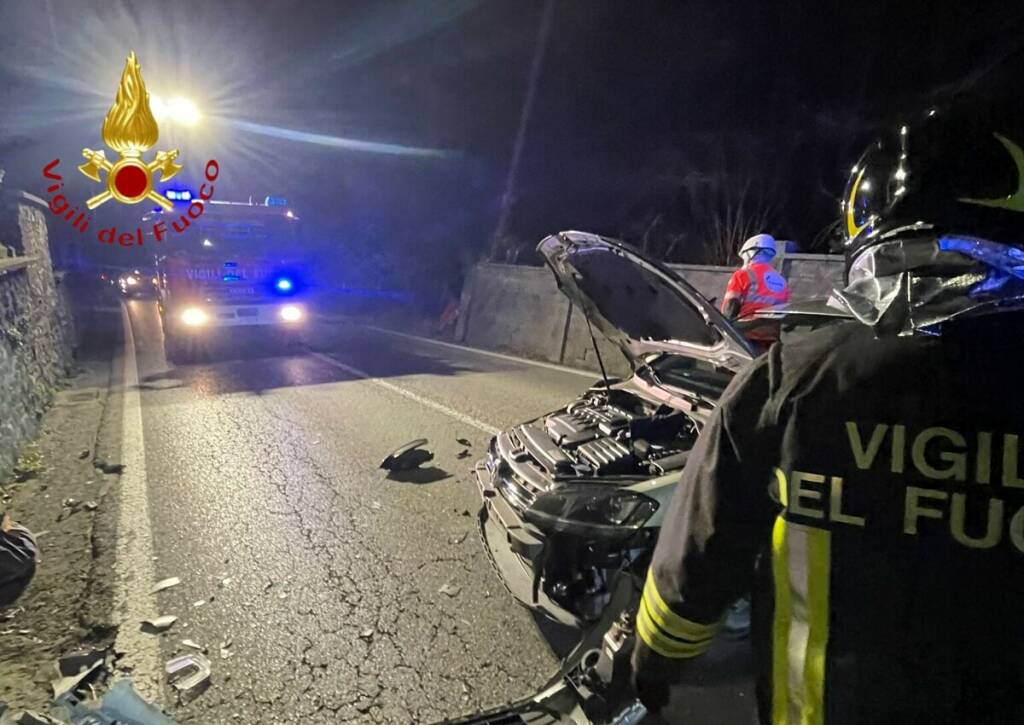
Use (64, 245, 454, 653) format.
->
(538, 231, 755, 372)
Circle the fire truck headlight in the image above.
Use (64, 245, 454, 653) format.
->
(181, 307, 208, 327)
(279, 305, 303, 323)
(125, 276, 138, 286)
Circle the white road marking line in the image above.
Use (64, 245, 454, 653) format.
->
(112, 303, 163, 701)
(360, 325, 598, 379)
(310, 351, 501, 436)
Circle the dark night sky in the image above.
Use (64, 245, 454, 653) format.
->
(1, 1, 1022, 285)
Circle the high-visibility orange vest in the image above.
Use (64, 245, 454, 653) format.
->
(721, 262, 790, 319)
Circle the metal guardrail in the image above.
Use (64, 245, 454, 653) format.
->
(0, 256, 36, 275)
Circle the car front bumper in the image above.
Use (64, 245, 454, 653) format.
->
(474, 461, 583, 628)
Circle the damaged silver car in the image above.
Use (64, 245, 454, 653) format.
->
(475, 230, 822, 628)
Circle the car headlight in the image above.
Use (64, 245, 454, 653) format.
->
(279, 304, 303, 323)
(181, 307, 208, 327)
(523, 486, 658, 539)
(125, 276, 138, 286)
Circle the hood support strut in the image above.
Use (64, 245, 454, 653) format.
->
(584, 311, 612, 389)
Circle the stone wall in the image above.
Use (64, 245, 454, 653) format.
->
(0, 193, 76, 481)
(457, 253, 843, 374)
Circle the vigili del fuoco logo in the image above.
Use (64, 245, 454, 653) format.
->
(41, 52, 220, 248)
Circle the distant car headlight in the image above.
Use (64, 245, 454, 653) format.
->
(522, 485, 658, 539)
(279, 304, 303, 323)
(181, 307, 208, 327)
(151, 277, 158, 286)
(125, 276, 138, 286)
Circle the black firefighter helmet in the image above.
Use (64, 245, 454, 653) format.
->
(842, 98, 1024, 276)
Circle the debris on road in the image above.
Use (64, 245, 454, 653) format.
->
(370, 501, 382, 511)
(447, 532, 468, 545)
(57, 498, 90, 521)
(359, 628, 374, 640)
(55, 650, 107, 678)
(380, 439, 433, 471)
(438, 582, 462, 597)
(217, 577, 233, 588)
(456, 438, 472, 447)
(77, 450, 90, 460)
(92, 459, 124, 475)
(0, 607, 23, 622)
(456, 450, 471, 459)
(192, 599, 207, 608)
(51, 649, 106, 700)
(166, 653, 211, 701)
(218, 638, 232, 660)
(150, 577, 180, 594)
(141, 615, 177, 634)
(181, 639, 204, 652)
(262, 581, 274, 592)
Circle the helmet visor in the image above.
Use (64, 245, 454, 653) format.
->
(844, 131, 909, 248)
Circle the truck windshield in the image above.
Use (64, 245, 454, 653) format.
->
(172, 211, 301, 260)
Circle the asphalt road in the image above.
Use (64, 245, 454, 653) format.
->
(120, 300, 600, 723)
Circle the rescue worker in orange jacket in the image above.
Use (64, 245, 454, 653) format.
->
(720, 234, 791, 330)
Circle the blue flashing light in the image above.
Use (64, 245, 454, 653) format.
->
(275, 277, 294, 292)
(165, 189, 193, 202)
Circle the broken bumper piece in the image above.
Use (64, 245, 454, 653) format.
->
(165, 653, 211, 701)
(474, 462, 581, 628)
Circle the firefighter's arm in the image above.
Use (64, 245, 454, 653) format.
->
(720, 269, 749, 320)
(631, 356, 779, 710)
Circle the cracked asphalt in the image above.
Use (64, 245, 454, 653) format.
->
(122, 301, 596, 723)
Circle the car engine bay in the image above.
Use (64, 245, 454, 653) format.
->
(484, 384, 708, 623)
(530, 386, 700, 481)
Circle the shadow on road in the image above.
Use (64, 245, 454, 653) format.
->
(384, 466, 454, 484)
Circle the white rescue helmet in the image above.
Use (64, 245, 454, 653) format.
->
(739, 233, 777, 263)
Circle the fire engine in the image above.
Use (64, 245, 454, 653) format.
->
(145, 195, 308, 363)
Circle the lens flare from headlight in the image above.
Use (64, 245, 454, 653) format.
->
(280, 305, 303, 323)
(181, 307, 208, 327)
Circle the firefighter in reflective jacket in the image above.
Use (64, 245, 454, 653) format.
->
(721, 234, 790, 344)
(631, 99, 1024, 724)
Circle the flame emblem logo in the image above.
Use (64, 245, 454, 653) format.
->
(78, 52, 182, 210)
